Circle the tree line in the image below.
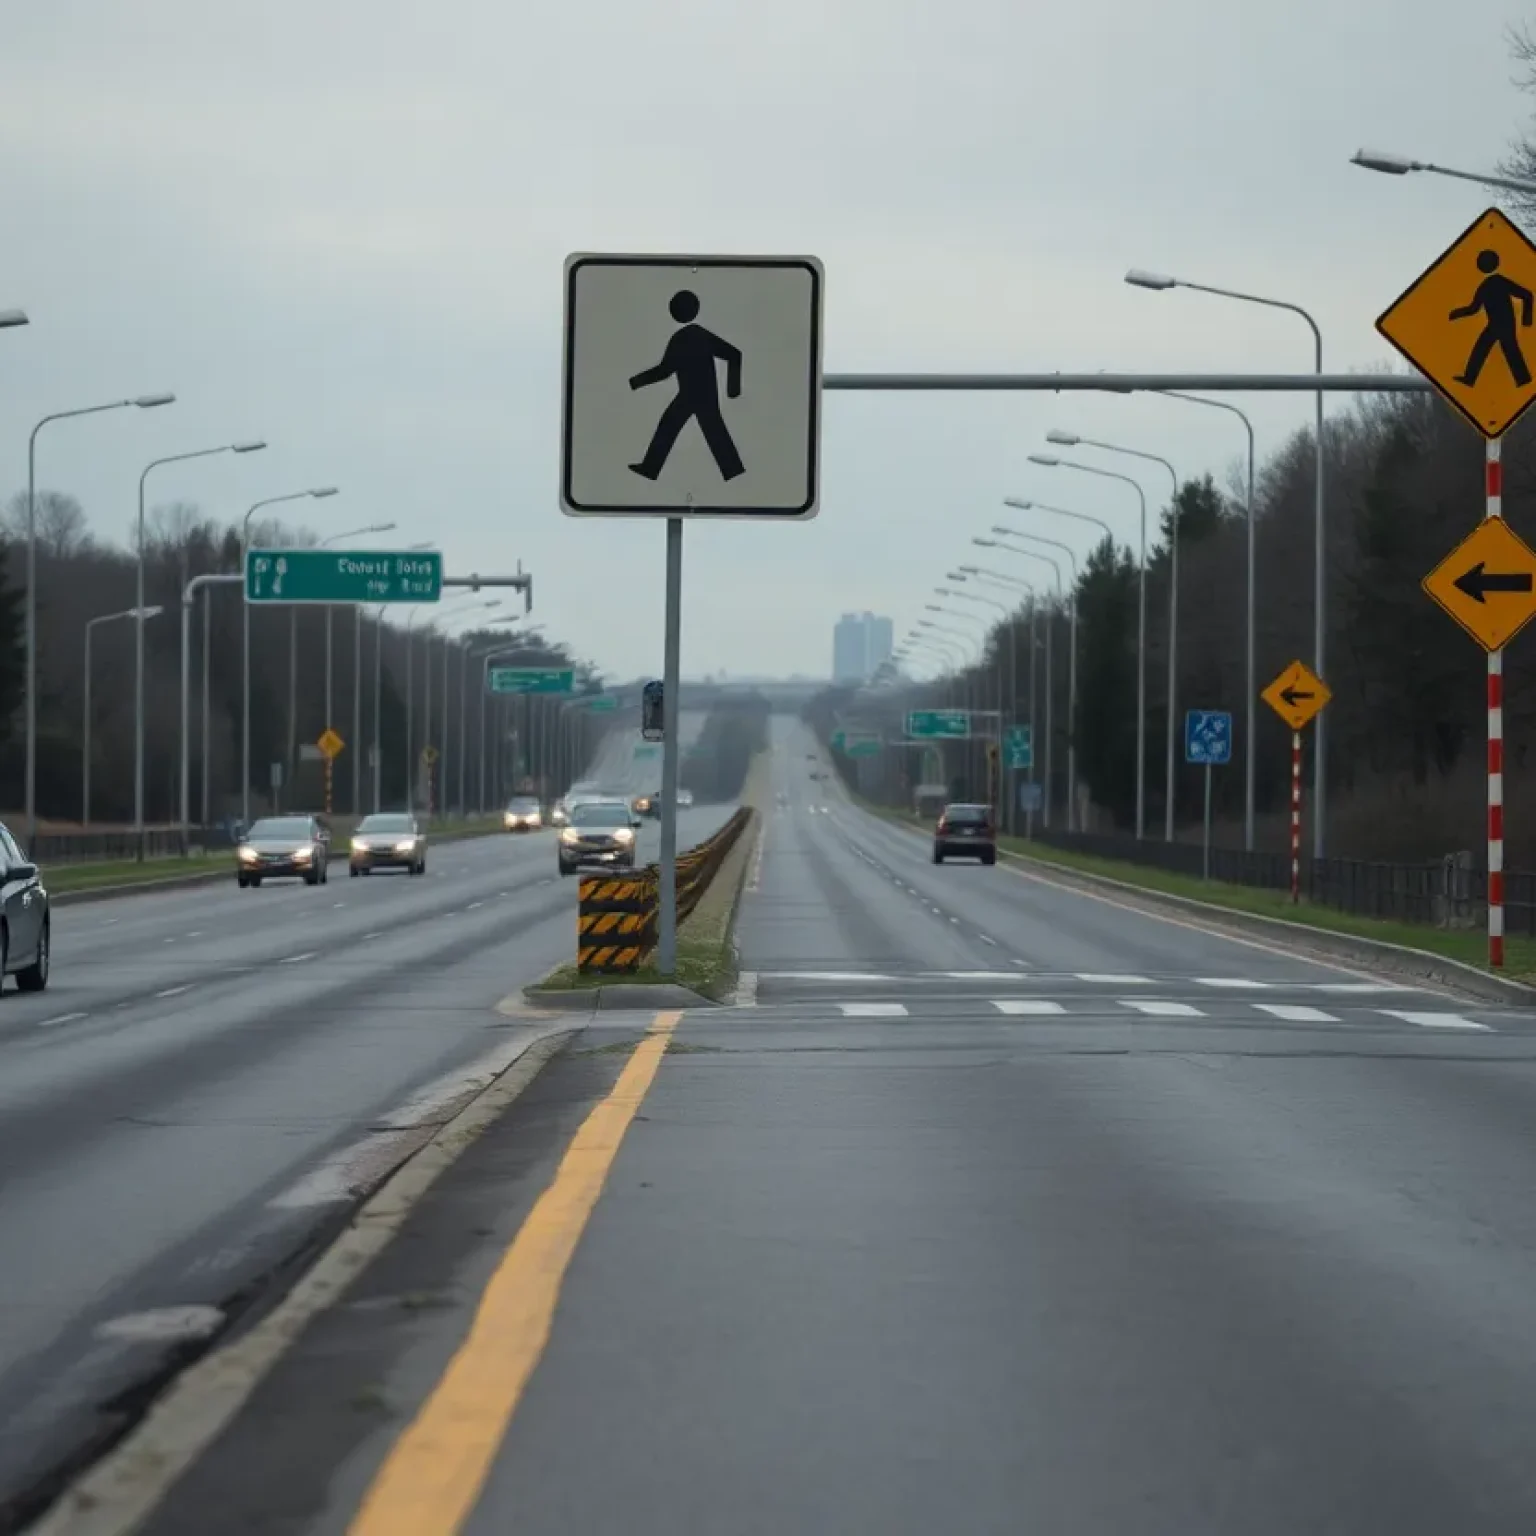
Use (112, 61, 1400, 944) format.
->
(0, 490, 608, 828)
(681, 695, 770, 803)
(811, 387, 1536, 866)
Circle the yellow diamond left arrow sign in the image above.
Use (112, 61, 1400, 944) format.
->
(1423, 517, 1536, 651)
(316, 728, 345, 761)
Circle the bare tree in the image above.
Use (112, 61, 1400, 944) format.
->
(3, 490, 92, 557)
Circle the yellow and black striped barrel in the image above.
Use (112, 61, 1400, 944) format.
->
(577, 873, 658, 973)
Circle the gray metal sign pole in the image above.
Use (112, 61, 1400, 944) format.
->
(823, 373, 1429, 392)
(657, 518, 684, 976)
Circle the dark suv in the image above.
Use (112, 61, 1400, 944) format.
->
(932, 803, 996, 865)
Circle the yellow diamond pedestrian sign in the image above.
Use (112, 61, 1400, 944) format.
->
(1423, 516, 1536, 651)
(1261, 660, 1331, 732)
(316, 728, 344, 761)
(1376, 207, 1536, 439)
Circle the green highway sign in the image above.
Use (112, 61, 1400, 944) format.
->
(845, 738, 881, 758)
(1004, 724, 1032, 770)
(586, 695, 618, 712)
(634, 742, 660, 759)
(830, 729, 846, 751)
(486, 667, 575, 695)
(905, 709, 969, 740)
(245, 548, 442, 605)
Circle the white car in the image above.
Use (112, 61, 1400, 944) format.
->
(677, 788, 694, 808)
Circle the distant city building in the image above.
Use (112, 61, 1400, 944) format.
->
(832, 612, 894, 684)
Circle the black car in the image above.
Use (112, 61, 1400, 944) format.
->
(932, 803, 997, 865)
(0, 820, 49, 992)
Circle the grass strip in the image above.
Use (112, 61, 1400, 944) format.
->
(44, 817, 506, 895)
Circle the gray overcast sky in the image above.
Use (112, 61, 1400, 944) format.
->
(0, 0, 1527, 681)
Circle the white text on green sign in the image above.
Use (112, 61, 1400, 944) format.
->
(906, 709, 969, 739)
(487, 667, 575, 695)
(245, 549, 443, 605)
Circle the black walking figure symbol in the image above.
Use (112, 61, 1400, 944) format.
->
(627, 289, 745, 481)
(1450, 249, 1534, 388)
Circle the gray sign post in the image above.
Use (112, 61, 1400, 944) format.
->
(561, 251, 824, 974)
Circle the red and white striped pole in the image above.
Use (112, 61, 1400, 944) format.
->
(1487, 436, 1505, 969)
(1289, 730, 1302, 905)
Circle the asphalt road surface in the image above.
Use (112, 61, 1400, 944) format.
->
(36, 716, 1536, 1535)
(0, 720, 733, 1530)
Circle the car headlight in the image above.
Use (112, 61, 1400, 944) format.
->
(351, 838, 367, 852)
(293, 846, 312, 862)
(395, 839, 417, 853)
(238, 845, 258, 862)
(614, 828, 634, 843)
(560, 828, 580, 844)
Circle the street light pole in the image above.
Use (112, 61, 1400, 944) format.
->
(25, 392, 176, 853)
(181, 575, 243, 849)
(1025, 457, 1149, 838)
(1043, 433, 1178, 840)
(964, 553, 1074, 830)
(1125, 268, 1325, 856)
(317, 522, 395, 806)
(1150, 392, 1258, 851)
(136, 440, 267, 856)
(84, 606, 163, 826)
(972, 534, 1079, 829)
(241, 488, 338, 824)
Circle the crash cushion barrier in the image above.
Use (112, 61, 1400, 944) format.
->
(576, 806, 753, 973)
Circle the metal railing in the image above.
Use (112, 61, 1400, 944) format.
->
(577, 808, 754, 974)
(1031, 828, 1536, 936)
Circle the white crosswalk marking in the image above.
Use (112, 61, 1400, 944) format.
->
(991, 1000, 1066, 1016)
(838, 1002, 909, 1018)
(1313, 982, 1415, 994)
(1077, 974, 1152, 985)
(1252, 1004, 1339, 1023)
(1380, 1009, 1491, 1031)
(1120, 1000, 1204, 1017)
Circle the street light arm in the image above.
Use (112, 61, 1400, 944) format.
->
(1175, 281, 1322, 365)
(1350, 148, 1536, 197)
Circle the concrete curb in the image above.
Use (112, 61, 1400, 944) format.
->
(23, 1026, 574, 1536)
(856, 802, 1536, 1009)
(522, 983, 715, 1012)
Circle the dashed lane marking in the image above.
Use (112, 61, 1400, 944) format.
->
(280, 952, 317, 965)
(1120, 999, 1203, 1017)
(155, 985, 194, 999)
(39, 1012, 87, 1028)
(991, 1000, 1066, 1016)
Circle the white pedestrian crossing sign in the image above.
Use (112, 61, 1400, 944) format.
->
(560, 254, 824, 520)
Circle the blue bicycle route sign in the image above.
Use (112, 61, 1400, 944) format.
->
(1184, 710, 1233, 765)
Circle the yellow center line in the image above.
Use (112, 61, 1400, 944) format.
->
(347, 1008, 682, 1536)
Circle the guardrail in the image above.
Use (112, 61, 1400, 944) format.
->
(1030, 828, 1536, 937)
(577, 807, 753, 974)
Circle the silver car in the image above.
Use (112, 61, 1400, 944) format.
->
(557, 799, 641, 876)
(0, 820, 49, 993)
(236, 815, 331, 887)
